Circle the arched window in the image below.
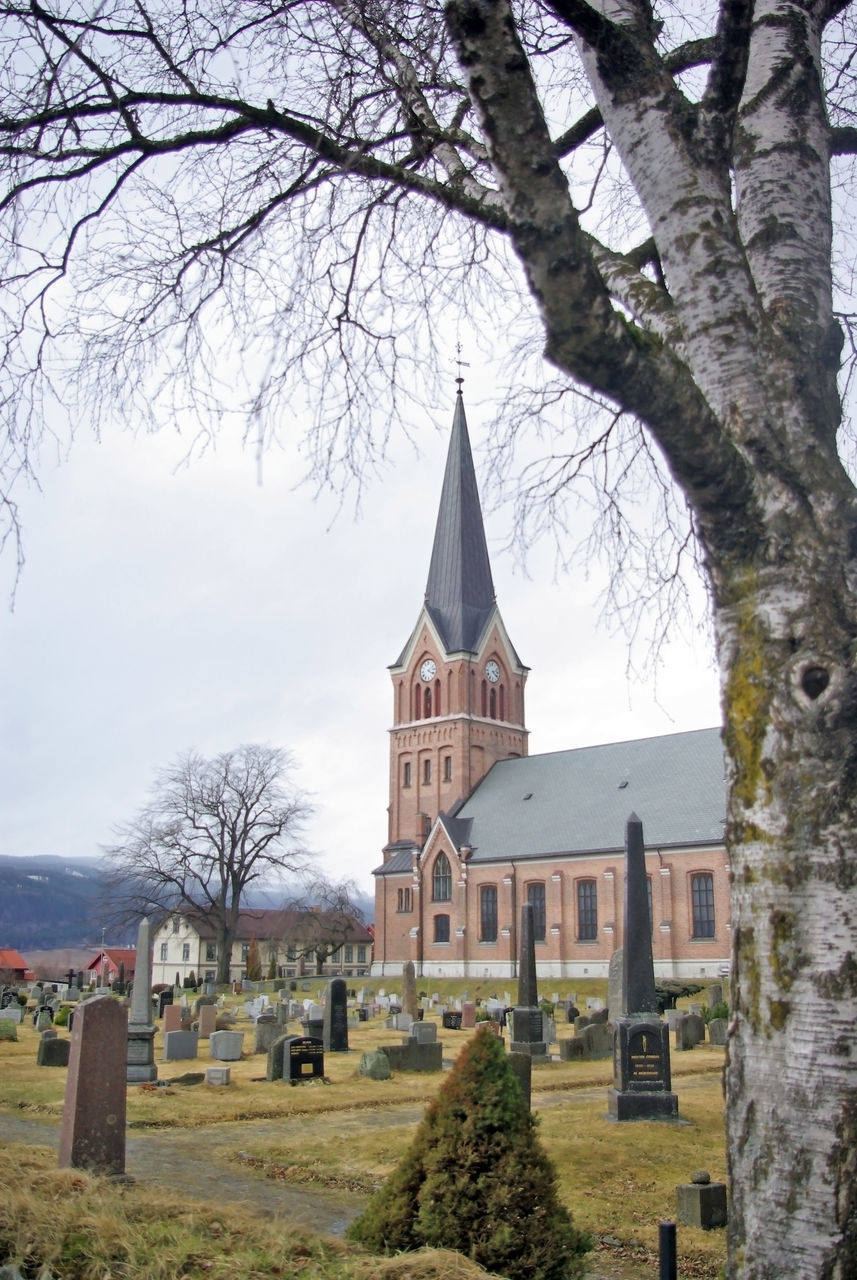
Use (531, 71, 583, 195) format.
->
(499, 685, 505, 721)
(443, 755, 452, 782)
(424, 685, 432, 717)
(432, 852, 452, 901)
(577, 880, 598, 940)
(481, 679, 487, 716)
(434, 679, 441, 716)
(691, 873, 716, 938)
(413, 684, 422, 720)
(403, 761, 411, 788)
(480, 885, 498, 942)
(489, 687, 497, 719)
(423, 757, 432, 785)
(527, 882, 546, 941)
(433, 914, 450, 943)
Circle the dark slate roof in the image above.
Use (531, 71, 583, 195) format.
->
(375, 847, 415, 875)
(448, 727, 726, 862)
(178, 907, 372, 944)
(424, 391, 496, 654)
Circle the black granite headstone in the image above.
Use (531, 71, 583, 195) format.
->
(517, 902, 538, 1008)
(623, 812, 658, 1017)
(283, 1035, 325, 1084)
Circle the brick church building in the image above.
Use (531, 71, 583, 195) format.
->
(371, 387, 730, 981)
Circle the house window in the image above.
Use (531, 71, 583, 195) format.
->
(443, 755, 452, 782)
(577, 880, 598, 941)
(241, 943, 250, 961)
(159, 943, 167, 961)
(205, 943, 216, 962)
(527, 882, 546, 941)
(331, 947, 342, 963)
(344, 945, 353, 963)
(403, 761, 412, 787)
(287, 944, 297, 962)
(423, 757, 432, 784)
(692, 873, 716, 938)
(434, 914, 450, 943)
(357, 945, 366, 963)
(432, 852, 452, 901)
(172, 918, 180, 934)
(397, 887, 412, 912)
(182, 943, 190, 961)
(480, 885, 498, 942)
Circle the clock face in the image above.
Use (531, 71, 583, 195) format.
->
(485, 660, 501, 683)
(420, 659, 437, 682)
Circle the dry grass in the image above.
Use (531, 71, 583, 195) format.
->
(0, 985, 729, 1279)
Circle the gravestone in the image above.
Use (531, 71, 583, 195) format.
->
(127, 917, 157, 1084)
(402, 960, 419, 1020)
(209, 1030, 244, 1061)
(323, 977, 349, 1052)
(676, 1170, 728, 1229)
(391, 1011, 413, 1032)
(675, 1013, 706, 1051)
(267, 1033, 289, 1081)
(162, 1030, 199, 1061)
(379, 1039, 443, 1072)
(609, 813, 679, 1121)
(37, 1037, 71, 1067)
(282, 1035, 325, 1083)
(607, 948, 624, 1023)
(707, 1017, 728, 1046)
(509, 903, 549, 1059)
(163, 1004, 184, 1032)
(0, 1017, 17, 1041)
(157, 990, 174, 1018)
(410, 1020, 437, 1044)
(2, 1005, 22, 1024)
(205, 1066, 231, 1086)
(58, 995, 127, 1176)
(461, 1002, 476, 1029)
(706, 984, 724, 1009)
(36, 1009, 53, 1031)
(254, 1016, 280, 1055)
(197, 1005, 218, 1037)
(359, 1050, 391, 1080)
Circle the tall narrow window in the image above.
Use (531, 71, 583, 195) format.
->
(480, 885, 498, 942)
(691, 873, 716, 938)
(403, 761, 412, 787)
(159, 942, 167, 961)
(433, 914, 450, 943)
(424, 686, 432, 717)
(481, 680, 487, 716)
(489, 687, 497, 718)
(413, 684, 421, 719)
(432, 852, 452, 901)
(499, 685, 505, 720)
(577, 880, 598, 940)
(397, 887, 412, 912)
(182, 942, 191, 961)
(423, 757, 432, 785)
(527, 882, 546, 941)
(434, 680, 442, 716)
(443, 755, 452, 782)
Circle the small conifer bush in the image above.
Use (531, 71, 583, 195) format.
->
(347, 1026, 590, 1280)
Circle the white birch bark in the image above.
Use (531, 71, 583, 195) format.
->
(446, 1, 857, 1275)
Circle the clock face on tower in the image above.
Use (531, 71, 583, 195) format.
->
(420, 659, 437, 682)
(485, 659, 501, 683)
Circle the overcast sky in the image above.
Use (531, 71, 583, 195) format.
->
(0, 363, 722, 903)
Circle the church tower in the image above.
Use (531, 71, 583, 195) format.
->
(384, 385, 529, 860)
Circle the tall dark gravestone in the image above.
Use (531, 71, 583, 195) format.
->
(323, 976, 349, 1052)
(509, 903, 548, 1060)
(608, 813, 679, 1121)
(58, 995, 127, 1176)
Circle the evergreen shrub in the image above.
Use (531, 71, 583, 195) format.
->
(347, 1026, 590, 1280)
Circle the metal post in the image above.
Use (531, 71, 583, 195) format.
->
(659, 1221, 677, 1280)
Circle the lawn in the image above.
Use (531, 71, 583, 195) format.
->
(0, 983, 728, 1279)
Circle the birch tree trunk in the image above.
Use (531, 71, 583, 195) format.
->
(446, 1, 857, 1274)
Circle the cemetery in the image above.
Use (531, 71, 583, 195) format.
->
(0, 966, 730, 1280)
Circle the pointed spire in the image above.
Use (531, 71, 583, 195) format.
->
(424, 387, 496, 653)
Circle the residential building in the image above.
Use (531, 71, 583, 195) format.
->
(151, 907, 373, 987)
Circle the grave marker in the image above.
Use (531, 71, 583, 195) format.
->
(58, 995, 127, 1176)
(323, 977, 349, 1052)
(127, 917, 157, 1084)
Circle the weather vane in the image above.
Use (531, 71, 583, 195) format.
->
(454, 341, 470, 393)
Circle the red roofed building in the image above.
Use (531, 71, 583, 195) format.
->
(0, 948, 33, 982)
(85, 947, 137, 987)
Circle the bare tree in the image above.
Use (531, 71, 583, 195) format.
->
(2, 3, 857, 1273)
(102, 744, 313, 985)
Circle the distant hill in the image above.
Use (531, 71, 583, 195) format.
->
(0, 854, 116, 950)
(0, 854, 375, 952)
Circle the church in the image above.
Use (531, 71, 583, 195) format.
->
(371, 387, 730, 981)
